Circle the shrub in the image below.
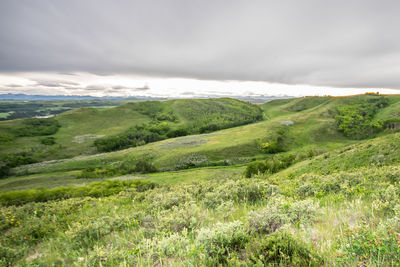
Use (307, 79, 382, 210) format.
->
(288, 199, 318, 223)
(40, 136, 56, 145)
(0, 152, 37, 178)
(297, 183, 316, 198)
(76, 167, 118, 178)
(244, 161, 266, 178)
(166, 128, 188, 138)
(195, 221, 249, 263)
(146, 189, 190, 210)
(202, 179, 268, 208)
(251, 231, 323, 266)
(156, 232, 189, 257)
(338, 224, 400, 265)
(134, 160, 158, 173)
(248, 205, 290, 234)
(174, 154, 209, 170)
(157, 202, 204, 232)
(260, 127, 289, 154)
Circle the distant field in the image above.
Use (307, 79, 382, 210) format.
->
(0, 112, 10, 118)
(0, 100, 126, 121)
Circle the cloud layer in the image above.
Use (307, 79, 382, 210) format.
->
(1, 0, 400, 89)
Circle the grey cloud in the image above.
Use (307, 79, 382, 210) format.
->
(33, 79, 81, 88)
(0, 0, 400, 89)
(5, 84, 23, 88)
(112, 85, 149, 91)
(85, 85, 108, 91)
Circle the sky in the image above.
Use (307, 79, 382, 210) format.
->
(0, 0, 399, 97)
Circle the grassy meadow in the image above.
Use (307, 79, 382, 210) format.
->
(1, 94, 400, 266)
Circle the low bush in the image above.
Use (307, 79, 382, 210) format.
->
(338, 223, 400, 265)
(251, 231, 323, 266)
(40, 136, 56, 145)
(195, 221, 249, 263)
(288, 199, 318, 223)
(202, 179, 269, 208)
(134, 160, 158, 173)
(157, 202, 204, 232)
(0, 152, 37, 178)
(248, 205, 290, 234)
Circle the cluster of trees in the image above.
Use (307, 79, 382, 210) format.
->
(13, 118, 60, 137)
(259, 127, 288, 154)
(335, 97, 389, 139)
(94, 122, 183, 152)
(244, 149, 320, 178)
(0, 152, 36, 178)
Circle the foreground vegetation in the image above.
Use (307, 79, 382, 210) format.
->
(1, 94, 400, 266)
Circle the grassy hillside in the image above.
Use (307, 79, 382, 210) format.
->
(2, 94, 400, 266)
(0, 98, 262, 176)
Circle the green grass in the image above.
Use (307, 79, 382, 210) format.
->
(2, 94, 400, 266)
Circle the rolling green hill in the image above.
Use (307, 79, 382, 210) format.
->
(0, 98, 262, 176)
(2, 94, 400, 266)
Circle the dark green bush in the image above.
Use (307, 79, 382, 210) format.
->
(14, 118, 60, 137)
(40, 136, 56, 145)
(134, 160, 158, 173)
(166, 128, 188, 138)
(244, 161, 267, 178)
(251, 231, 322, 266)
(260, 127, 289, 154)
(245, 149, 322, 178)
(0, 152, 36, 178)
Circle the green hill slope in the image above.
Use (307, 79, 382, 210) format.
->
(2, 94, 400, 265)
(0, 98, 262, 176)
(6, 94, 400, 183)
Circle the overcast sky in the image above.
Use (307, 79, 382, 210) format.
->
(1, 0, 400, 97)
